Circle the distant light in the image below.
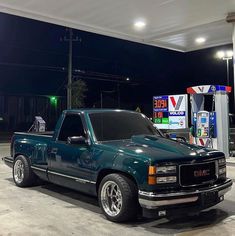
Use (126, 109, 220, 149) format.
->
(195, 37, 206, 44)
(134, 20, 146, 30)
(216, 50, 233, 59)
(226, 50, 233, 58)
(126, 77, 130, 81)
(216, 51, 225, 59)
(50, 96, 58, 106)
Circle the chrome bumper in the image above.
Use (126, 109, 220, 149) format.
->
(139, 179, 232, 209)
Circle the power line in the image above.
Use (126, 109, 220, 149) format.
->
(0, 62, 66, 72)
(0, 61, 144, 85)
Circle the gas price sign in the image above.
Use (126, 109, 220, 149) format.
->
(153, 94, 188, 129)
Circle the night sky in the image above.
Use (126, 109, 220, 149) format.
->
(0, 12, 233, 115)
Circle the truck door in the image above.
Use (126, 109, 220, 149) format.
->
(48, 113, 95, 192)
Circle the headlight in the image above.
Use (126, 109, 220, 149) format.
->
(156, 176, 177, 184)
(156, 165, 176, 174)
(217, 158, 226, 178)
(219, 167, 226, 175)
(148, 165, 178, 185)
(218, 158, 226, 165)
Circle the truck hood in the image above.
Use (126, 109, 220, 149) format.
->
(101, 135, 224, 163)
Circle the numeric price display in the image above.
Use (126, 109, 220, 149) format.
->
(153, 96, 168, 112)
(154, 99, 167, 109)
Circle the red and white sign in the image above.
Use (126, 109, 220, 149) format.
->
(168, 94, 187, 112)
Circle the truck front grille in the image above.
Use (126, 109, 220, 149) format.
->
(180, 161, 217, 187)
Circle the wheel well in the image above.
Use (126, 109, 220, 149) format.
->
(14, 153, 31, 164)
(96, 169, 138, 193)
(14, 153, 25, 160)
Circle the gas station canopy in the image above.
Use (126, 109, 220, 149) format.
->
(0, 0, 234, 52)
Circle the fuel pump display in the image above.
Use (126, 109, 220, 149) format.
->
(197, 111, 209, 138)
(192, 111, 217, 147)
(196, 111, 210, 138)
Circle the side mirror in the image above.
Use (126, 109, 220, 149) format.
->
(67, 136, 87, 145)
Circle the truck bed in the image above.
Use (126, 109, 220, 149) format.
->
(5, 132, 53, 165)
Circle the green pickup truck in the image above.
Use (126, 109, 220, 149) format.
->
(3, 109, 232, 222)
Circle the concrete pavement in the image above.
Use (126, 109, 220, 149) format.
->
(1, 143, 235, 236)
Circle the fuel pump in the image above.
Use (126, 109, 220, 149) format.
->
(187, 85, 231, 157)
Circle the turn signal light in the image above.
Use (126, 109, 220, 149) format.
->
(148, 166, 156, 185)
(148, 166, 156, 175)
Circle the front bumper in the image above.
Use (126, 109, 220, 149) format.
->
(139, 179, 232, 217)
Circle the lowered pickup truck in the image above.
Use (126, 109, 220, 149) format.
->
(3, 109, 232, 222)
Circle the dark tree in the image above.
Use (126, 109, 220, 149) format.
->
(71, 79, 88, 108)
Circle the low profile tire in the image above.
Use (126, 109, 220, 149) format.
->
(13, 155, 37, 187)
(98, 173, 139, 222)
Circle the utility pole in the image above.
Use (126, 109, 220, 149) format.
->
(62, 28, 79, 109)
(117, 83, 120, 108)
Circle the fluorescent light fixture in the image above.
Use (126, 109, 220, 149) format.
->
(134, 20, 146, 30)
(195, 37, 206, 44)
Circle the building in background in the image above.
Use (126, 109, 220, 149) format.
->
(0, 93, 66, 131)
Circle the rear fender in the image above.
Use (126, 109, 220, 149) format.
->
(13, 139, 48, 165)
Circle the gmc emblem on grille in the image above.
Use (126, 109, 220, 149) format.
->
(194, 169, 210, 177)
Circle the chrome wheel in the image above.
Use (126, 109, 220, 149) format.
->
(100, 181, 123, 217)
(14, 159, 24, 184)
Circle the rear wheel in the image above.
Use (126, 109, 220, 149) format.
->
(98, 173, 139, 222)
(13, 155, 37, 187)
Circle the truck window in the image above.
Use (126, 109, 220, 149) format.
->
(89, 111, 160, 141)
(58, 114, 85, 142)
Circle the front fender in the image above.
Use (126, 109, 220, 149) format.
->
(112, 153, 150, 189)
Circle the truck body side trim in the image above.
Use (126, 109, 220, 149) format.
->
(31, 166, 47, 172)
(48, 170, 96, 185)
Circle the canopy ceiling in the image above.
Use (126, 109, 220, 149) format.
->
(0, 0, 234, 52)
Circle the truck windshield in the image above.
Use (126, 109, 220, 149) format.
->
(89, 111, 160, 141)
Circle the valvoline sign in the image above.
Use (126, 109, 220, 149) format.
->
(168, 95, 187, 112)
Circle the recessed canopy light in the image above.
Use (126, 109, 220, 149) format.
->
(134, 20, 146, 30)
(195, 37, 206, 44)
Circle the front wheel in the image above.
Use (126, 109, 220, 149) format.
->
(98, 173, 139, 222)
(13, 155, 37, 187)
